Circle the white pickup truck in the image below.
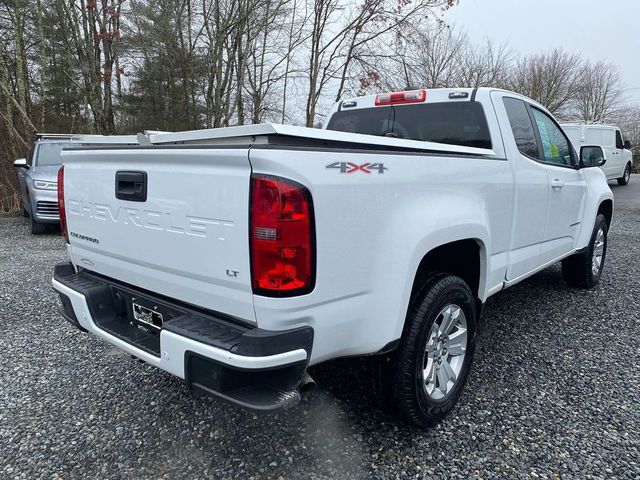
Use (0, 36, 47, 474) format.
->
(52, 88, 613, 426)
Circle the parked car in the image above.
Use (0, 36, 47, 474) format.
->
(561, 123, 633, 185)
(14, 134, 141, 234)
(51, 88, 613, 427)
(14, 134, 72, 234)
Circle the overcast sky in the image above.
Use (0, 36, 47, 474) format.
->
(444, 0, 640, 104)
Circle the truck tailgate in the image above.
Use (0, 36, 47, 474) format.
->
(62, 148, 256, 323)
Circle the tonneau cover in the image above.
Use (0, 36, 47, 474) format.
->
(136, 124, 497, 157)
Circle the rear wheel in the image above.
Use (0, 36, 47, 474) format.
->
(31, 217, 46, 235)
(617, 163, 631, 186)
(562, 214, 607, 289)
(379, 273, 477, 427)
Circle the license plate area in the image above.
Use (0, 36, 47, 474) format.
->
(87, 283, 184, 357)
(121, 292, 182, 337)
(132, 299, 164, 331)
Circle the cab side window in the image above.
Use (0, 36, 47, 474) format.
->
(503, 97, 540, 159)
(615, 130, 624, 149)
(531, 108, 573, 166)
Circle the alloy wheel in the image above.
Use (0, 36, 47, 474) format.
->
(591, 227, 605, 276)
(422, 304, 468, 400)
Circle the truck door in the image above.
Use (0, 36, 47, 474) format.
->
(529, 107, 587, 263)
(492, 93, 548, 280)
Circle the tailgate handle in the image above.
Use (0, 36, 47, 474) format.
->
(115, 171, 147, 202)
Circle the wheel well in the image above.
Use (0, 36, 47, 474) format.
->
(597, 200, 613, 228)
(410, 239, 481, 304)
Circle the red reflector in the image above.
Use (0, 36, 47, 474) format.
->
(57, 166, 69, 243)
(375, 89, 426, 106)
(250, 175, 315, 296)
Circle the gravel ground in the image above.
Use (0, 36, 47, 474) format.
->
(1, 213, 639, 480)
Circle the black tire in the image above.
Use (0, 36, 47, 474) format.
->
(378, 273, 477, 427)
(562, 214, 607, 289)
(23, 197, 32, 218)
(617, 163, 631, 186)
(31, 217, 46, 235)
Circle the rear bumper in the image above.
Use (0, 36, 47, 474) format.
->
(52, 262, 313, 411)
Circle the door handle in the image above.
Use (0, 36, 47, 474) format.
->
(551, 179, 564, 189)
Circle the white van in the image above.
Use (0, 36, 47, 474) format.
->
(561, 123, 633, 185)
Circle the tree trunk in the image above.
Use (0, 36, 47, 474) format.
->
(37, 0, 47, 129)
(13, 1, 30, 115)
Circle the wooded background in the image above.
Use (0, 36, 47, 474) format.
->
(1, 0, 638, 212)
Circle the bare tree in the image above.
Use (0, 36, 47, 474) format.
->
(55, 0, 124, 133)
(0, 34, 33, 212)
(572, 60, 623, 123)
(202, 0, 241, 127)
(354, 22, 510, 95)
(304, 0, 341, 126)
(280, 0, 306, 123)
(333, 0, 449, 101)
(508, 48, 582, 116)
(454, 39, 512, 89)
(176, 0, 198, 129)
(9, 0, 30, 115)
(242, 0, 300, 123)
(304, 0, 454, 127)
(406, 23, 467, 89)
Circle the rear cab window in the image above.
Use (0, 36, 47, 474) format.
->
(326, 101, 492, 149)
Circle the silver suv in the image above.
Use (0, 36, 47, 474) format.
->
(14, 135, 71, 234)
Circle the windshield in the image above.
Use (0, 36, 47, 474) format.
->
(35, 142, 66, 166)
(326, 101, 492, 149)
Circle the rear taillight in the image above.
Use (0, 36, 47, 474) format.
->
(57, 166, 69, 243)
(375, 89, 427, 106)
(250, 175, 315, 296)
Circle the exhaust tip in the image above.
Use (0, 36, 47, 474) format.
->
(299, 371, 316, 392)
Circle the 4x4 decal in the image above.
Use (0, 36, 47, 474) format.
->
(326, 162, 387, 174)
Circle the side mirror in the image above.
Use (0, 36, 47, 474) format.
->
(580, 145, 606, 168)
(13, 158, 28, 168)
(624, 140, 632, 150)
